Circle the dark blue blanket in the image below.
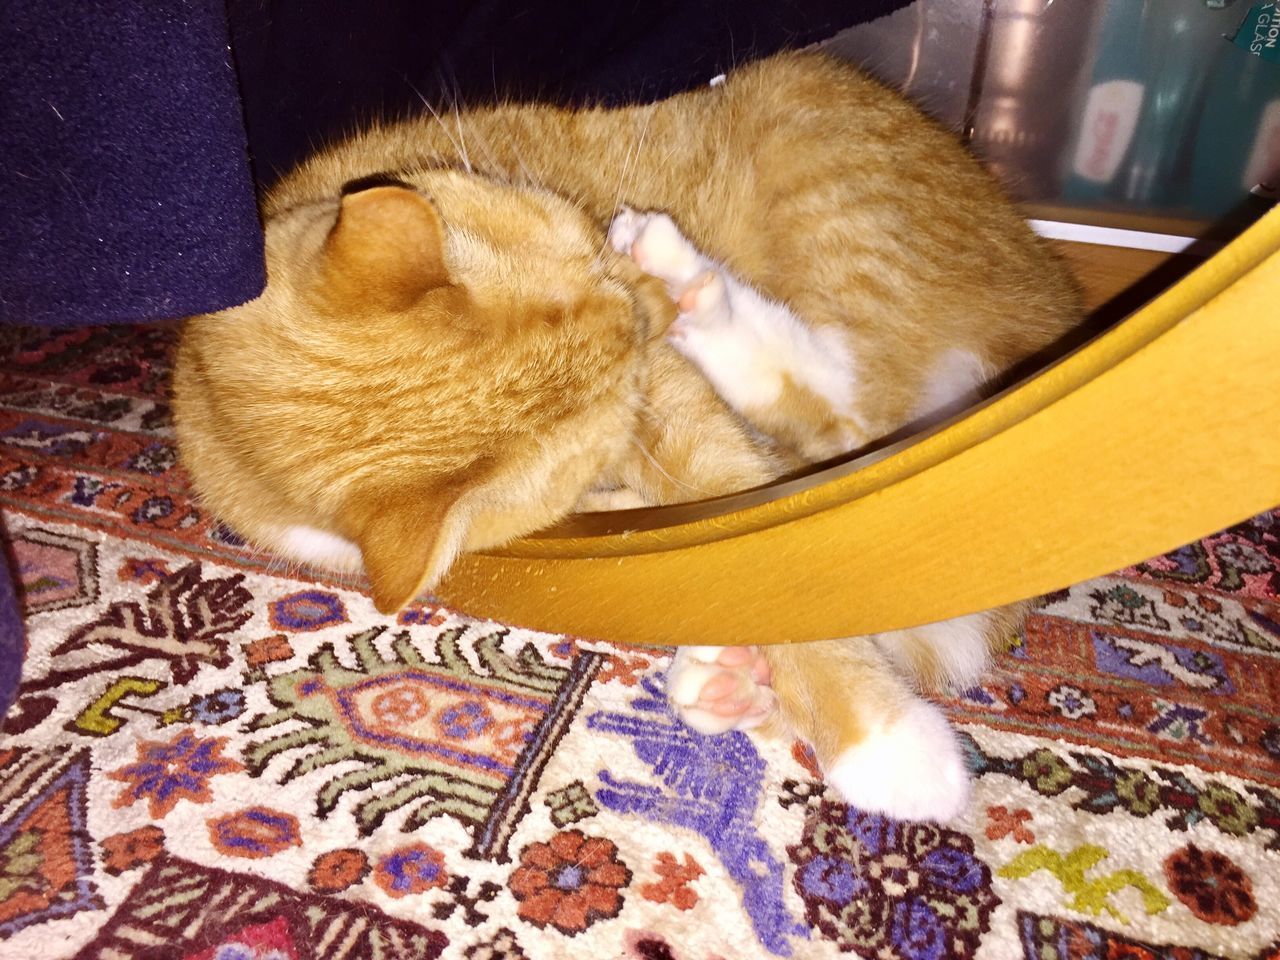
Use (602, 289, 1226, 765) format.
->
(1, 0, 266, 330)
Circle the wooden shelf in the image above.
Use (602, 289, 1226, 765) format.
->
(1050, 240, 1197, 315)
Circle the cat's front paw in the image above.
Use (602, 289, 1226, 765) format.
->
(608, 208, 706, 292)
(667, 645, 776, 735)
(607, 205, 648, 257)
(669, 270, 732, 346)
(824, 699, 971, 823)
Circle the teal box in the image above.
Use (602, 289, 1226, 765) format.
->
(1062, 2, 1153, 204)
(1062, 1, 1243, 211)
(1189, 43, 1280, 215)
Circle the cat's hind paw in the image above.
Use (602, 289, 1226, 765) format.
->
(824, 699, 971, 823)
(667, 645, 776, 735)
(608, 208, 707, 292)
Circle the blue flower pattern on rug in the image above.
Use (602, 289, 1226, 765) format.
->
(587, 675, 808, 956)
(789, 800, 999, 959)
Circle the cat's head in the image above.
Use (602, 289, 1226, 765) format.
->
(173, 175, 672, 613)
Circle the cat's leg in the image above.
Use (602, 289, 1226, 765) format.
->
(668, 637, 972, 821)
(764, 639, 972, 823)
(667, 268, 865, 460)
(872, 605, 1025, 693)
(757, 609, 1016, 820)
(667, 645, 776, 735)
(609, 208, 864, 460)
(608, 207, 709, 295)
(669, 609, 1013, 741)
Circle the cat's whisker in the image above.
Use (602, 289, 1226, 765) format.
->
(462, 115, 508, 183)
(404, 80, 469, 172)
(630, 436, 713, 498)
(432, 67, 475, 175)
(637, 404, 674, 434)
(618, 109, 655, 198)
(504, 116, 538, 187)
(448, 101, 473, 175)
(596, 107, 654, 263)
(485, 69, 533, 187)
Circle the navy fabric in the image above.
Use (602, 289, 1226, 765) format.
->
(0, 0, 910, 715)
(0, 0, 266, 329)
(227, 0, 914, 186)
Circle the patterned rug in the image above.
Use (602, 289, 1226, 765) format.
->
(1, 322, 1278, 960)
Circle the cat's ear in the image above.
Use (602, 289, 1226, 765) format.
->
(343, 484, 470, 614)
(319, 186, 451, 313)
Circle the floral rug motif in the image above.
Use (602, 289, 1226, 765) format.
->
(1, 323, 1278, 959)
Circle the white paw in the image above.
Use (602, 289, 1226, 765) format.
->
(607, 205, 647, 256)
(824, 699, 971, 823)
(668, 272, 740, 362)
(672, 271, 731, 333)
(668, 645, 776, 735)
(608, 208, 707, 292)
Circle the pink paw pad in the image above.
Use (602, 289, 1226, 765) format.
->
(676, 271, 721, 314)
(668, 645, 775, 735)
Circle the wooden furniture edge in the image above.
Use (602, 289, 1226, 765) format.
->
(434, 208, 1280, 645)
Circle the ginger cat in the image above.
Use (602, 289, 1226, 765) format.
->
(172, 52, 1081, 822)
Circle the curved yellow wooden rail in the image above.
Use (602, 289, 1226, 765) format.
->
(436, 208, 1280, 645)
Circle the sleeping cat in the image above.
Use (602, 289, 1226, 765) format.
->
(172, 52, 1081, 822)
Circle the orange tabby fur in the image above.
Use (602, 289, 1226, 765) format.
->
(173, 52, 1081, 819)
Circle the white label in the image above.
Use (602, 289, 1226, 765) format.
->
(1244, 99, 1280, 190)
(1248, 4, 1279, 57)
(1072, 80, 1145, 183)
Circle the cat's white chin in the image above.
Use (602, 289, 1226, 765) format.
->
(823, 699, 971, 824)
